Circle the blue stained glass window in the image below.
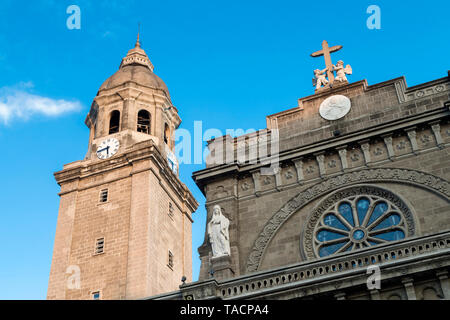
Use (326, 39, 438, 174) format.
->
(316, 230, 347, 242)
(319, 242, 347, 257)
(356, 198, 370, 225)
(323, 214, 349, 231)
(314, 193, 409, 259)
(372, 230, 405, 241)
(372, 213, 401, 231)
(338, 203, 354, 225)
(367, 202, 388, 226)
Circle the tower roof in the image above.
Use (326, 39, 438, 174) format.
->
(98, 34, 170, 98)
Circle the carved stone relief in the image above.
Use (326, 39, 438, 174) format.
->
(246, 168, 449, 272)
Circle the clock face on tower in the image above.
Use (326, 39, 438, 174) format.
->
(96, 138, 120, 160)
(319, 95, 351, 120)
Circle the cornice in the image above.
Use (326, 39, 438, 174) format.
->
(55, 140, 198, 213)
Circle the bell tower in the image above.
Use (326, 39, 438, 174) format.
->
(47, 35, 198, 300)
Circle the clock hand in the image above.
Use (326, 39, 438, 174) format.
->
(97, 147, 107, 153)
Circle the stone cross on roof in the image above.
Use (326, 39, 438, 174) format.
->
(310, 40, 343, 83)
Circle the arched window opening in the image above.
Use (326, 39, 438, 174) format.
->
(137, 110, 151, 134)
(164, 123, 170, 144)
(109, 110, 120, 134)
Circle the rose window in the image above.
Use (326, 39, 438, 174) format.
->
(303, 187, 415, 259)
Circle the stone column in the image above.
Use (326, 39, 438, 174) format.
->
(402, 278, 417, 300)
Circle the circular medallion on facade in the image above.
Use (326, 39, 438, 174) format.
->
(319, 95, 351, 120)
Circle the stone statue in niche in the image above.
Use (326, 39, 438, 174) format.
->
(207, 205, 230, 257)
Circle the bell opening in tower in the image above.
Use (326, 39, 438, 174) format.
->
(109, 110, 121, 134)
(137, 110, 151, 134)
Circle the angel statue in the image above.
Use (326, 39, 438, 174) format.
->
(312, 67, 329, 90)
(332, 60, 352, 82)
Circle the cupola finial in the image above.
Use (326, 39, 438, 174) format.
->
(135, 22, 141, 48)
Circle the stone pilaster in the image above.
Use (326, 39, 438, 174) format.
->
(436, 270, 450, 300)
(337, 146, 348, 171)
(402, 278, 417, 300)
(430, 121, 444, 148)
(382, 134, 395, 160)
(210, 255, 234, 281)
(406, 127, 419, 155)
(359, 140, 371, 165)
(315, 152, 326, 177)
(293, 158, 304, 184)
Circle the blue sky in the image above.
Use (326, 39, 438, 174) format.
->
(0, 0, 448, 299)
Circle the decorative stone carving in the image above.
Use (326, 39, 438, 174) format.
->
(213, 186, 229, 199)
(241, 181, 251, 191)
(208, 205, 231, 258)
(396, 140, 407, 150)
(312, 68, 329, 90)
(328, 159, 337, 168)
(373, 147, 384, 156)
(263, 176, 272, 185)
(305, 165, 315, 174)
(245, 168, 450, 272)
(285, 170, 294, 180)
(420, 134, 431, 144)
(350, 152, 360, 162)
(333, 60, 352, 82)
(319, 95, 351, 120)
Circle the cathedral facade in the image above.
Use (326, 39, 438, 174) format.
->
(153, 43, 450, 300)
(47, 37, 198, 300)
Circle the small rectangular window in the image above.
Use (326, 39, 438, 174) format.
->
(99, 189, 108, 203)
(92, 291, 101, 300)
(168, 202, 174, 219)
(95, 238, 105, 255)
(168, 250, 174, 269)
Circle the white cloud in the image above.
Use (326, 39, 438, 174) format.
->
(0, 84, 82, 124)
